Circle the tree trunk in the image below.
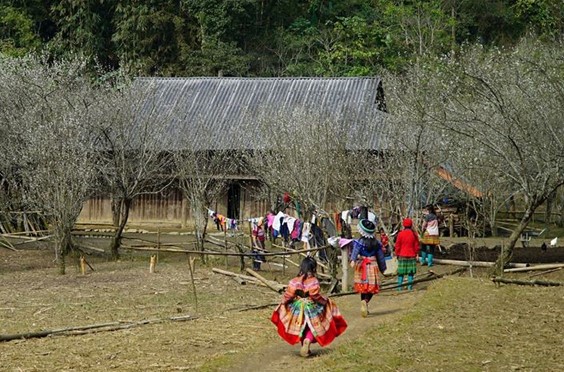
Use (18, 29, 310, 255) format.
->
(109, 198, 131, 260)
(55, 227, 73, 275)
(544, 192, 556, 225)
(494, 199, 544, 275)
(190, 197, 208, 263)
(559, 194, 564, 227)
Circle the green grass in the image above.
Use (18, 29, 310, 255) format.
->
(309, 277, 564, 372)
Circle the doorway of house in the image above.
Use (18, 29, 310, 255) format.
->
(227, 183, 241, 220)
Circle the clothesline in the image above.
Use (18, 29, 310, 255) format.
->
(207, 206, 381, 248)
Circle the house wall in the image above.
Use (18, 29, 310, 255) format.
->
(78, 181, 272, 227)
(79, 189, 186, 225)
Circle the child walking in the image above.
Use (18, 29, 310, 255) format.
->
(349, 219, 387, 317)
(394, 218, 420, 290)
(420, 205, 440, 266)
(271, 257, 347, 357)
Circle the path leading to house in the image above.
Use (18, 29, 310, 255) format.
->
(225, 284, 426, 372)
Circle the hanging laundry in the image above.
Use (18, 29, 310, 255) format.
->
(272, 211, 285, 232)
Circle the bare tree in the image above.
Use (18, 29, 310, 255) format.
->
(173, 146, 235, 253)
(243, 106, 357, 221)
(0, 55, 103, 274)
(381, 67, 453, 225)
(169, 113, 236, 252)
(92, 79, 175, 259)
(429, 38, 564, 270)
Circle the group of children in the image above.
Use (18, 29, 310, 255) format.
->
(271, 205, 441, 357)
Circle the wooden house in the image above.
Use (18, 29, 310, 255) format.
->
(78, 77, 387, 226)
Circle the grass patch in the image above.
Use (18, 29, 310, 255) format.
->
(310, 277, 564, 371)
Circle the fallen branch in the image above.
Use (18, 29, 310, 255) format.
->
(211, 268, 267, 288)
(528, 267, 563, 278)
(75, 244, 105, 254)
(245, 268, 285, 293)
(0, 239, 17, 251)
(12, 235, 53, 246)
(491, 277, 563, 287)
(0, 314, 197, 342)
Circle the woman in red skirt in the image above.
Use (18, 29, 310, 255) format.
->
(349, 219, 387, 317)
(271, 257, 347, 357)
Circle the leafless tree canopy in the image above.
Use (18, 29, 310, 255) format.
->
(173, 115, 237, 251)
(92, 79, 176, 259)
(243, 105, 361, 217)
(0, 55, 107, 273)
(385, 37, 563, 268)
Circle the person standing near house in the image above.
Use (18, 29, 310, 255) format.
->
(379, 227, 390, 256)
(251, 218, 266, 270)
(349, 219, 386, 317)
(395, 218, 420, 290)
(212, 212, 226, 232)
(271, 257, 347, 357)
(420, 205, 440, 266)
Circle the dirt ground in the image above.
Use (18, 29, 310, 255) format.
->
(1, 233, 563, 371)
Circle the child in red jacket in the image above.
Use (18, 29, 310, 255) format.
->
(394, 218, 420, 290)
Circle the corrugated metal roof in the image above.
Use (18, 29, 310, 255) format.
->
(134, 77, 388, 151)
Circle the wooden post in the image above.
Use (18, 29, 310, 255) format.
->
(157, 228, 161, 263)
(248, 220, 254, 248)
(282, 244, 286, 276)
(341, 248, 349, 292)
(188, 255, 198, 310)
(149, 255, 156, 273)
(80, 256, 86, 275)
(449, 216, 454, 238)
(181, 196, 187, 229)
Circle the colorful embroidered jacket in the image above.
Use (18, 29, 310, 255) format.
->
(271, 275, 347, 346)
(350, 237, 386, 273)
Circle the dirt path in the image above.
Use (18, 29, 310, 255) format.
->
(225, 288, 425, 372)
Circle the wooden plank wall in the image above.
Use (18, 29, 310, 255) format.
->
(79, 189, 186, 225)
(78, 183, 272, 226)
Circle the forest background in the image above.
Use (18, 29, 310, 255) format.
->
(2, 0, 562, 76)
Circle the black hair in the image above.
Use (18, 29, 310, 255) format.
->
(298, 256, 317, 277)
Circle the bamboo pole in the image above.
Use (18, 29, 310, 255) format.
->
(273, 243, 330, 270)
(341, 248, 349, 292)
(236, 268, 467, 311)
(120, 245, 327, 257)
(0, 315, 197, 342)
(211, 267, 267, 287)
(491, 277, 563, 287)
(503, 263, 564, 273)
(434, 259, 529, 268)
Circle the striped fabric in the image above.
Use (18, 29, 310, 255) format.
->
(397, 258, 417, 275)
(421, 232, 440, 245)
(353, 258, 381, 294)
(271, 276, 347, 347)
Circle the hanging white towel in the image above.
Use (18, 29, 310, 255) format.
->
(272, 211, 285, 232)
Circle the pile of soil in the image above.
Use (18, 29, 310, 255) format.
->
(442, 244, 564, 264)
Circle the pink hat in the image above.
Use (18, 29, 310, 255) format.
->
(339, 238, 354, 248)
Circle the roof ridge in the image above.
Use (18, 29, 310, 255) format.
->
(135, 76, 380, 81)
